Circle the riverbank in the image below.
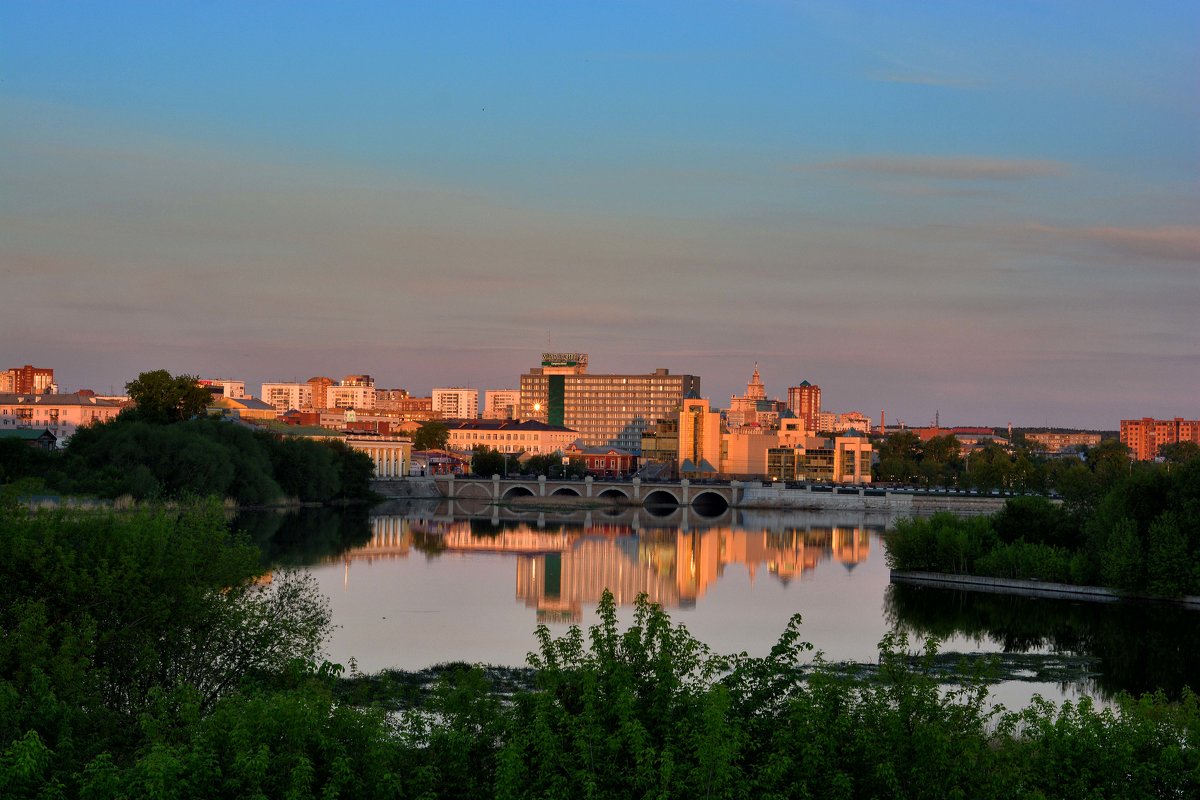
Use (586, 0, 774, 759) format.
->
(891, 570, 1200, 609)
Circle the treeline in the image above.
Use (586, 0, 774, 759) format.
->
(885, 454, 1200, 597)
(470, 446, 588, 478)
(2, 504, 1197, 799)
(873, 432, 1200, 495)
(0, 415, 376, 505)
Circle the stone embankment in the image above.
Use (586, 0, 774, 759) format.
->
(372, 477, 442, 499)
(737, 484, 1006, 516)
(892, 570, 1200, 608)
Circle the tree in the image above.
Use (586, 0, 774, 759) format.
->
(413, 421, 450, 452)
(124, 369, 212, 423)
(1159, 441, 1200, 465)
(468, 443, 511, 474)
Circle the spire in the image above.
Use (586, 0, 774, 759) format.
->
(746, 362, 766, 400)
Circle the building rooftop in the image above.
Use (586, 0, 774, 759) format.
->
(0, 393, 122, 407)
(445, 419, 576, 433)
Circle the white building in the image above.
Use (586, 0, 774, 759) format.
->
(483, 389, 520, 420)
(329, 384, 376, 410)
(433, 388, 479, 420)
(199, 379, 246, 399)
(261, 382, 313, 413)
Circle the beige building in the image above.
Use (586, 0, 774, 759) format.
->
(519, 353, 699, 453)
(483, 389, 521, 420)
(445, 419, 576, 455)
(678, 394, 723, 475)
(1025, 431, 1102, 454)
(433, 388, 479, 420)
(0, 393, 122, 446)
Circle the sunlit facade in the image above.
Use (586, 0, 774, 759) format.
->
(519, 353, 699, 453)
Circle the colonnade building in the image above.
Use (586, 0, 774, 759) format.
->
(518, 353, 699, 454)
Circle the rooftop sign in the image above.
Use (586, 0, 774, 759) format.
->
(541, 352, 588, 368)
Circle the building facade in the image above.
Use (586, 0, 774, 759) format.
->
(3, 366, 56, 395)
(0, 393, 122, 445)
(261, 382, 313, 413)
(518, 353, 699, 453)
(444, 419, 577, 455)
(198, 379, 246, 399)
(1025, 431, 1103, 454)
(483, 389, 521, 420)
(1120, 417, 1200, 461)
(787, 381, 821, 432)
(433, 388, 479, 420)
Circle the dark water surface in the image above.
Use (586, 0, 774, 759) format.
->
(236, 500, 1199, 705)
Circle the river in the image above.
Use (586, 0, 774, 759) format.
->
(237, 500, 1200, 707)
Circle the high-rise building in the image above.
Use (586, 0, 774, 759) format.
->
(307, 376, 335, 410)
(433, 388, 479, 420)
(1120, 417, 1200, 461)
(519, 353, 699, 453)
(787, 381, 821, 432)
(678, 394, 722, 475)
(4, 366, 56, 395)
(483, 389, 521, 420)
(261, 382, 313, 413)
(329, 375, 376, 410)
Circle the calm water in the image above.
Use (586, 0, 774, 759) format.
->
(238, 500, 1199, 705)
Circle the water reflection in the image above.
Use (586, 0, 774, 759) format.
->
(235, 506, 374, 565)
(249, 501, 1196, 702)
(329, 506, 879, 624)
(886, 583, 1200, 701)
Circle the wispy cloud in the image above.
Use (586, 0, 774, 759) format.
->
(810, 156, 1069, 181)
(1028, 224, 1200, 262)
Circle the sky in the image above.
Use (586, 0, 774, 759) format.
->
(2, 1, 1197, 429)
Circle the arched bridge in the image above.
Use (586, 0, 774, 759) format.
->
(433, 475, 740, 514)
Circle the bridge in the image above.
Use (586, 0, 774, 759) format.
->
(432, 475, 741, 513)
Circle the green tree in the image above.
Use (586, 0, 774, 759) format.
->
(413, 421, 450, 452)
(1159, 441, 1200, 465)
(124, 369, 212, 423)
(471, 446, 518, 477)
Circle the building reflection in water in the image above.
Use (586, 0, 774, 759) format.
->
(330, 513, 876, 623)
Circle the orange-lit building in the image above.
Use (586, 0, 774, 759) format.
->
(1120, 417, 1200, 461)
(3, 365, 56, 395)
(787, 380, 821, 432)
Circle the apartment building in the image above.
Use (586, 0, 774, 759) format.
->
(1120, 417, 1200, 461)
(433, 388, 479, 420)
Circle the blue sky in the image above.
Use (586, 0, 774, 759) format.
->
(2, 1, 1197, 427)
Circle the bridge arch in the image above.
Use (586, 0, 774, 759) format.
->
(643, 488, 681, 507)
(550, 486, 582, 497)
(691, 490, 730, 517)
(456, 481, 494, 500)
(501, 485, 536, 500)
(596, 487, 630, 502)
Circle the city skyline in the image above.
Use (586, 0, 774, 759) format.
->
(3, 2, 1197, 429)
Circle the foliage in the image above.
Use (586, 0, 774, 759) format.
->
(470, 446, 519, 477)
(0, 504, 331, 794)
(412, 421, 449, 452)
(886, 458, 1200, 597)
(124, 369, 213, 424)
(2, 508, 1198, 800)
(5, 416, 376, 505)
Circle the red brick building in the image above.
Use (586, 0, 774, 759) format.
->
(563, 443, 638, 478)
